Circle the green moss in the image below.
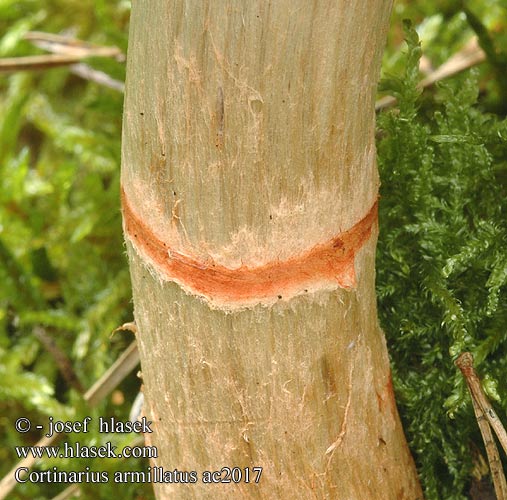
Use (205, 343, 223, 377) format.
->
(377, 21, 507, 500)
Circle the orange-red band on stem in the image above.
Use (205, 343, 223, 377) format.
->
(121, 188, 377, 306)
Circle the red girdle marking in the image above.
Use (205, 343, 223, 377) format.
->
(121, 188, 378, 304)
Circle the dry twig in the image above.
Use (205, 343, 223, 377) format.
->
(0, 31, 124, 73)
(376, 37, 486, 111)
(456, 352, 507, 500)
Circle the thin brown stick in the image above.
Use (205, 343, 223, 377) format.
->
(470, 394, 507, 500)
(84, 341, 139, 407)
(0, 31, 124, 73)
(33, 326, 85, 394)
(456, 353, 507, 454)
(70, 63, 125, 92)
(24, 31, 124, 60)
(376, 37, 485, 111)
(51, 483, 80, 500)
(456, 352, 507, 499)
(0, 54, 96, 72)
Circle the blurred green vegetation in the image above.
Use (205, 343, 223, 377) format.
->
(0, 1, 149, 499)
(0, 1, 505, 499)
